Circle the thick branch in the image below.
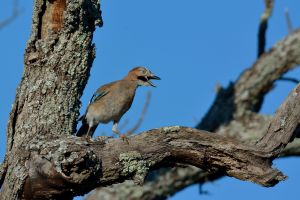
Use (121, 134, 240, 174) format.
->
(24, 83, 300, 199)
(86, 167, 221, 200)
(198, 29, 300, 131)
(24, 126, 286, 199)
(256, 84, 300, 153)
(234, 29, 300, 116)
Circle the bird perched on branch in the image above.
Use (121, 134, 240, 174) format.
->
(76, 67, 161, 138)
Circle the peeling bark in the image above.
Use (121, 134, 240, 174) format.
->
(41, 0, 67, 39)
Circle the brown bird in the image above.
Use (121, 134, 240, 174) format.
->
(76, 67, 160, 137)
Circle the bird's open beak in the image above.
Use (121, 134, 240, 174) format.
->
(147, 74, 161, 87)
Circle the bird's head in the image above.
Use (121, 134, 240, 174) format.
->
(126, 66, 161, 87)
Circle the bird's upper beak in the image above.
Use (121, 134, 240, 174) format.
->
(147, 73, 161, 87)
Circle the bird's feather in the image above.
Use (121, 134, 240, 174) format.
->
(89, 82, 117, 103)
(90, 89, 109, 103)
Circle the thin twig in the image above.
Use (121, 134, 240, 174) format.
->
(257, 0, 274, 57)
(119, 119, 129, 131)
(285, 7, 293, 34)
(126, 91, 152, 135)
(0, 0, 21, 29)
(278, 77, 299, 84)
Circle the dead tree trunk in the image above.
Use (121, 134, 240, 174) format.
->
(0, 0, 102, 199)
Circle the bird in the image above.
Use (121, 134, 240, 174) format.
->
(76, 66, 161, 138)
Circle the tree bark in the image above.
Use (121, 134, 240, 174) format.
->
(0, 0, 102, 199)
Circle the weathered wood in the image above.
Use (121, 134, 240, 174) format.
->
(20, 125, 286, 199)
(0, 0, 102, 199)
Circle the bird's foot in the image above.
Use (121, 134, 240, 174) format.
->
(85, 135, 93, 141)
(120, 134, 129, 144)
(94, 136, 112, 143)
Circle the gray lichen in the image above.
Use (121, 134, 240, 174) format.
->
(161, 126, 181, 133)
(119, 151, 153, 185)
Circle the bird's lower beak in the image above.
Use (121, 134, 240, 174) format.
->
(147, 75, 161, 87)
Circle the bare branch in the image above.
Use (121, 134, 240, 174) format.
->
(256, 84, 300, 154)
(0, 0, 21, 29)
(126, 91, 152, 135)
(22, 82, 300, 199)
(278, 77, 299, 84)
(234, 28, 300, 116)
(22, 128, 280, 199)
(285, 8, 293, 34)
(86, 167, 220, 200)
(257, 0, 274, 57)
(198, 29, 300, 131)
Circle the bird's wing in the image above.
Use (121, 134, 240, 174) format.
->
(89, 81, 117, 103)
(89, 89, 109, 103)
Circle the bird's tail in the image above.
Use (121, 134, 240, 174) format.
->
(76, 115, 98, 137)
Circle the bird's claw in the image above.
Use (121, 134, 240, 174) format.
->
(120, 134, 129, 144)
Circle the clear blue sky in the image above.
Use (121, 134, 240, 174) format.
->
(1, 1, 300, 200)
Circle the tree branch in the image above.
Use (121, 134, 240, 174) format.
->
(21, 128, 280, 199)
(0, 0, 21, 29)
(278, 77, 299, 84)
(126, 91, 152, 135)
(285, 8, 293, 34)
(256, 84, 300, 154)
(198, 28, 300, 131)
(0, 164, 6, 188)
(257, 0, 274, 57)
(90, 28, 300, 200)
(22, 82, 300, 199)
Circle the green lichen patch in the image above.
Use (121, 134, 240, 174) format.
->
(162, 126, 181, 133)
(119, 151, 153, 185)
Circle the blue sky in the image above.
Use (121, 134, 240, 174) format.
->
(1, 0, 300, 199)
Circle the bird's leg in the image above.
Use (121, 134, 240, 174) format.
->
(86, 126, 91, 136)
(112, 121, 121, 135)
(113, 121, 128, 141)
(85, 126, 93, 140)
